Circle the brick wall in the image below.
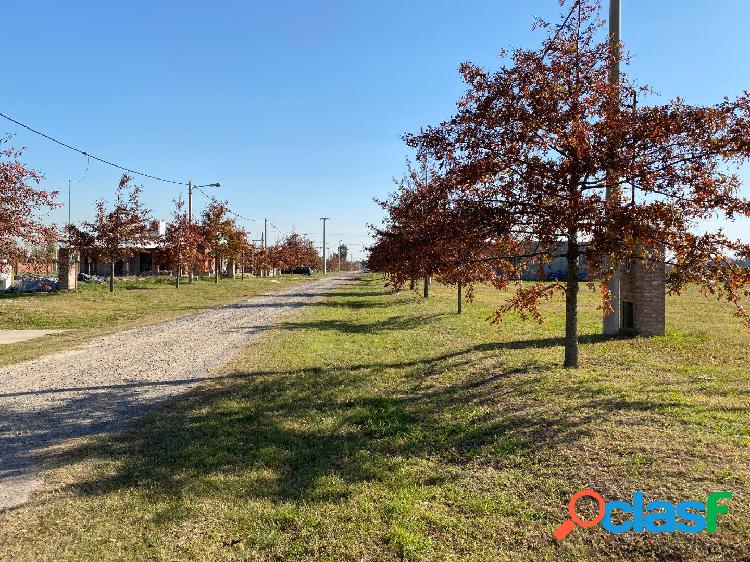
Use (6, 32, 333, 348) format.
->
(620, 245, 666, 336)
(16, 261, 56, 274)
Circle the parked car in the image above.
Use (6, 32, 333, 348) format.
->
(280, 267, 313, 276)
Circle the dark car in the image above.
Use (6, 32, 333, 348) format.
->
(280, 267, 313, 276)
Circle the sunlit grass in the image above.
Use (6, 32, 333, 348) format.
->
(0, 275, 748, 561)
(0, 274, 317, 367)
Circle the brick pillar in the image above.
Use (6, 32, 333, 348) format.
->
(58, 247, 79, 291)
(619, 245, 665, 336)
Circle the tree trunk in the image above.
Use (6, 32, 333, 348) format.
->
(423, 276, 430, 298)
(409, 278, 415, 291)
(215, 255, 219, 283)
(457, 282, 463, 314)
(564, 239, 580, 368)
(109, 261, 115, 293)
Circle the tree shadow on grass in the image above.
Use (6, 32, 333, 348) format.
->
(0, 332, 637, 514)
(276, 314, 446, 335)
(0, 292, 53, 301)
(22, 332, 711, 515)
(226, 299, 393, 311)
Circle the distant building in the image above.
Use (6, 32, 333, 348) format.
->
(518, 241, 665, 336)
(79, 220, 168, 276)
(519, 243, 587, 281)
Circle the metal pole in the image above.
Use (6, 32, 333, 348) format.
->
(261, 218, 267, 277)
(188, 180, 194, 283)
(320, 218, 329, 274)
(603, 0, 621, 335)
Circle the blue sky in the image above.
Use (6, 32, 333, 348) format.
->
(3, 0, 749, 260)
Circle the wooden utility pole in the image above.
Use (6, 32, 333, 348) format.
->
(603, 0, 621, 335)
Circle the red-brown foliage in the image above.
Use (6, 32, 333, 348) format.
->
(369, 0, 750, 367)
(0, 136, 59, 266)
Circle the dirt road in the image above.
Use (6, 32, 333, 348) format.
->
(0, 275, 348, 510)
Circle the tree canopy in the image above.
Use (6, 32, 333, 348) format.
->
(369, 0, 750, 367)
(0, 136, 59, 265)
(69, 174, 152, 292)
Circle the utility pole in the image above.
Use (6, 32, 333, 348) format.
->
(263, 218, 268, 277)
(67, 180, 71, 233)
(603, 0, 621, 335)
(320, 217, 329, 274)
(188, 180, 194, 283)
(186, 181, 220, 282)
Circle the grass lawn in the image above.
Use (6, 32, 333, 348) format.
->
(0, 275, 748, 561)
(0, 274, 316, 368)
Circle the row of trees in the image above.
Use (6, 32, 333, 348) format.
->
(328, 243, 357, 272)
(368, 0, 750, 367)
(0, 139, 323, 293)
(68, 175, 323, 291)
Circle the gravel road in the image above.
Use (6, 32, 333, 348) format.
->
(0, 275, 349, 510)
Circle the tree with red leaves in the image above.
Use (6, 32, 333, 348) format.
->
(249, 245, 273, 277)
(200, 199, 232, 283)
(69, 174, 152, 292)
(275, 232, 321, 271)
(0, 136, 59, 268)
(160, 194, 203, 288)
(224, 226, 252, 278)
(370, 161, 519, 308)
(374, 0, 750, 367)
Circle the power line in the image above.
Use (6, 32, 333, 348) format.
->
(0, 110, 272, 237)
(540, 0, 581, 60)
(191, 184, 255, 223)
(0, 110, 189, 185)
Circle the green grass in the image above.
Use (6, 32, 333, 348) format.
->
(0, 274, 317, 367)
(0, 275, 748, 561)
